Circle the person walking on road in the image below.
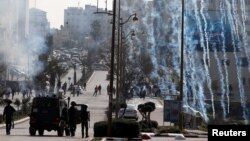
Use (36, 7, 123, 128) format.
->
(93, 85, 98, 96)
(80, 105, 90, 138)
(61, 104, 70, 136)
(98, 85, 102, 95)
(62, 82, 67, 95)
(83, 82, 86, 91)
(68, 101, 78, 137)
(3, 100, 16, 135)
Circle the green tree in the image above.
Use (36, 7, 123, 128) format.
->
(34, 56, 66, 92)
(14, 98, 21, 110)
(0, 62, 6, 76)
(79, 53, 88, 81)
(90, 20, 101, 42)
(139, 53, 154, 77)
(137, 102, 156, 122)
(137, 104, 146, 121)
(21, 97, 31, 115)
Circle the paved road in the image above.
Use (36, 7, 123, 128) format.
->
(0, 70, 110, 141)
(0, 70, 208, 141)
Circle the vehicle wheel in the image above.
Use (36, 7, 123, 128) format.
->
(38, 129, 44, 136)
(29, 127, 36, 136)
(57, 126, 64, 136)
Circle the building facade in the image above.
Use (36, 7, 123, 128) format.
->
(29, 8, 50, 38)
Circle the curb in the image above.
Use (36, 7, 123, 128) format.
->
(155, 133, 207, 138)
(0, 117, 30, 129)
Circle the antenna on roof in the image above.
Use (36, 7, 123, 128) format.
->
(97, 0, 99, 12)
(105, 0, 107, 12)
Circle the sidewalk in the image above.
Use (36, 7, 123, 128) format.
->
(0, 117, 30, 129)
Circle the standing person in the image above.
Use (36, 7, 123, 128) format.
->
(98, 85, 102, 95)
(61, 104, 70, 136)
(11, 87, 15, 100)
(83, 82, 86, 91)
(93, 85, 98, 96)
(76, 85, 81, 96)
(3, 100, 16, 135)
(107, 84, 110, 95)
(80, 105, 90, 138)
(68, 101, 78, 137)
(62, 82, 67, 95)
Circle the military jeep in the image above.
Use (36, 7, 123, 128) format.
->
(29, 96, 67, 136)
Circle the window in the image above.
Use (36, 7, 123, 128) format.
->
(242, 77, 246, 85)
(229, 84, 233, 91)
(221, 59, 230, 66)
(246, 0, 250, 5)
(238, 57, 248, 67)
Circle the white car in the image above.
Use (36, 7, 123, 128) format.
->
(118, 104, 138, 120)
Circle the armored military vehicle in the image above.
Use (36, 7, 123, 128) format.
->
(29, 96, 67, 136)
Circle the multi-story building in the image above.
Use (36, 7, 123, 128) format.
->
(64, 5, 111, 40)
(0, 0, 29, 43)
(0, 0, 29, 81)
(29, 8, 50, 38)
(53, 4, 112, 51)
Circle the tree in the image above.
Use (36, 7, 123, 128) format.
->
(137, 104, 146, 121)
(46, 57, 65, 90)
(0, 62, 6, 76)
(137, 102, 156, 122)
(79, 53, 87, 81)
(14, 98, 21, 111)
(21, 97, 31, 115)
(119, 103, 127, 118)
(45, 34, 53, 55)
(139, 53, 154, 77)
(90, 20, 101, 42)
(34, 57, 66, 92)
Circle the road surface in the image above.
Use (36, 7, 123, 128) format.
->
(0, 70, 207, 141)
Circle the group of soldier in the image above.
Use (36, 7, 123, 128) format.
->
(2, 100, 90, 138)
(62, 101, 90, 138)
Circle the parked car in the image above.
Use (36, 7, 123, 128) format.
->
(118, 104, 138, 120)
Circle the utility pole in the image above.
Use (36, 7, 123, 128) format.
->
(115, 0, 121, 118)
(179, 0, 185, 131)
(108, 0, 117, 137)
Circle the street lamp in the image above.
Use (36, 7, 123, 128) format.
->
(94, 0, 138, 135)
(119, 30, 135, 104)
(116, 13, 138, 115)
(73, 64, 77, 85)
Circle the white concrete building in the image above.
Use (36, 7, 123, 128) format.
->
(29, 8, 50, 38)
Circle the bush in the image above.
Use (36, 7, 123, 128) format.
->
(157, 126, 182, 134)
(112, 119, 140, 138)
(0, 114, 3, 123)
(94, 121, 107, 137)
(139, 120, 158, 132)
(94, 119, 140, 138)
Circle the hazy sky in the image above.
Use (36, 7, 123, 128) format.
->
(29, 0, 112, 29)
